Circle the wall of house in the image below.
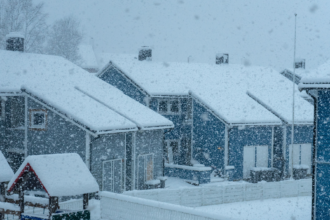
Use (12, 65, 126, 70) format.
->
(90, 133, 126, 189)
(1, 96, 25, 171)
(228, 125, 273, 180)
(272, 126, 284, 174)
(314, 90, 330, 220)
(135, 129, 163, 189)
(149, 97, 192, 165)
(98, 65, 147, 105)
(192, 100, 226, 172)
(27, 98, 86, 159)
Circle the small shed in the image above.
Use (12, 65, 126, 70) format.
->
(0, 151, 14, 199)
(6, 153, 99, 220)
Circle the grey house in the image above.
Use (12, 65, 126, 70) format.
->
(0, 35, 173, 193)
(96, 49, 313, 181)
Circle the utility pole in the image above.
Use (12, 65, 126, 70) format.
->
(290, 14, 297, 179)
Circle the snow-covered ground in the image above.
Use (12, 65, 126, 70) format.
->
(195, 196, 311, 220)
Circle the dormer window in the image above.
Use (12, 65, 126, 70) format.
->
(216, 53, 229, 65)
(295, 59, 305, 69)
(29, 109, 47, 130)
(158, 100, 180, 114)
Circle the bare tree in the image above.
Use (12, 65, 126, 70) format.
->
(0, 0, 48, 53)
(46, 16, 83, 64)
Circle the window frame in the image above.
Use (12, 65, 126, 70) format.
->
(164, 140, 180, 164)
(29, 109, 47, 130)
(137, 153, 154, 187)
(157, 99, 181, 115)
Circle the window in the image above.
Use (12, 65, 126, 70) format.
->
(164, 140, 180, 164)
(102, 159, 123, 193)
(137, 154, 154, 189)
(29, 109, 47, 130)
(158, 99, 180, 114)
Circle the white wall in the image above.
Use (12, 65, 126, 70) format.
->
(125, 179, 312, 207)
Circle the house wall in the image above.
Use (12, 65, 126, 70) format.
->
(192, 99, 226, 172)
(228, 125, 273, 180)
(90, 133, 126, 189)
(273, 126, 284, 174)
(1, 96, 25, 171)
(135, 130, 164, 189)
(27, 98, 86, 159)
(314, 90, 330, 220)
(99, 65, 147, 105)
(149, 97, 192, 165)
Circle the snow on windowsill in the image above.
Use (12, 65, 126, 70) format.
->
(225, 166, 235, 170)
(250, 167, 272, 171)
(165, 163, 212, 171)
(145, 180, 161, 185)
(293, 165, 309, 169)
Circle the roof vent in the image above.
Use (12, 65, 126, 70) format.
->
(138, 46, 152, 61)
(216, 53, 229, 65)
(295, 59, 305, 69)
(6, 32, 24, 52)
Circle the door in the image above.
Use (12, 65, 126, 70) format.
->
(289, 144, 312, 174)
(102, 159, 123, 193)
(243, 146, 255, 178)
(137, 154, 154, 189)
(256, 146, 268, 167)
(301, 144, 312, 174)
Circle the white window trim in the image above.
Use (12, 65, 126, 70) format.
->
(102, 159, 123, 192)
(137, 153, 154, 187)
(164, 140, 180, 164)
(157, 99, 181, 115)
(30, 109, 47, 129)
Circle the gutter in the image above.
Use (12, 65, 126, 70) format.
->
(22, 88, 138, 137)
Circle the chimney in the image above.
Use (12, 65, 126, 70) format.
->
(216, 53, 229, 65)
(6, 32, 24, 52)
(295, 59, 305, 69)
(138, 46, 152, 61)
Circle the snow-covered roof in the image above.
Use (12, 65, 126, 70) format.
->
(6, 32, 24, 39)
(78, 44, 99, 70)
(299, 59, 330, 89)
(0, 50, 173, 134)
(7, 153, 99, 197)
(0, 151, 14, 182)
(98, 53, 313, 124)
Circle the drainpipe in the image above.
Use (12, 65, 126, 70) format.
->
(307, 90, 317, 220)
(282, 124, 287, 179)
(89, 135, 101, 172)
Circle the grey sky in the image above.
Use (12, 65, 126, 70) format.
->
(37, 0, 330, 71)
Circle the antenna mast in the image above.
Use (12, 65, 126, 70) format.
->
(291, 14, 297, 179)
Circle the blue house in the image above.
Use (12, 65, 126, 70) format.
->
(0, 35, 173, 193)
(96, 49, 313, 182)
(299, 60, 330, 220)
